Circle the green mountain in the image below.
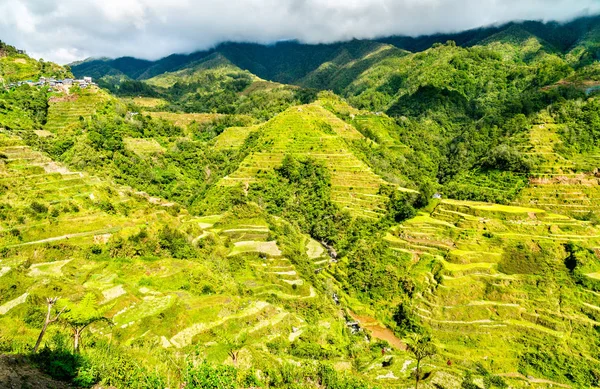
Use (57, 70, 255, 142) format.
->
(71, 16, 600, 85)
(2, 15, 600, 389)
(0, 41, 70, 84)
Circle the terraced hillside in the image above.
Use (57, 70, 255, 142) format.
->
(214, 102, 402, 218)
(0, 132, 174, 248)
(511, 117, 600, 217)
(6, 18, 600, 387)
(1, 131, 402, 387)
(44, 87, 110, 133)
(376, 198, 600, 386)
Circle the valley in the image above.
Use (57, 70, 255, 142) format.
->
(2, 15, 600, 389)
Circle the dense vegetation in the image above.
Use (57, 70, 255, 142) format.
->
(2, 15, 600, 389)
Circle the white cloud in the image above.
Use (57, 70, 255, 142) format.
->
(0, 0, 599, 63)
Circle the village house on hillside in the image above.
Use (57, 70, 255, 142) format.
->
(5, 75, 95, 90)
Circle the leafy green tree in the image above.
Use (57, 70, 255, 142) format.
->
(406, 333, 437, 389)
(61, 293, 111, 353)
(218, 331, 248, 367)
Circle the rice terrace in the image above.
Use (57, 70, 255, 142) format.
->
(2, 3, 600, 389)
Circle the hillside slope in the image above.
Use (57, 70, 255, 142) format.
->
(3, 20, 600, 388)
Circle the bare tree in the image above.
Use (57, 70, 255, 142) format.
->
(33, 297, 66, 353)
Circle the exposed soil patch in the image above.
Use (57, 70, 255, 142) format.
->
(0, 354, 74, 389)
(349, 312, 406, 351)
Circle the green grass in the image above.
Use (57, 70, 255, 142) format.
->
(0, 54, 68, 83)
(213, 126, 259, 150)
(123, 137, 165, 155)
(229, 241, 282, 257)
(306, 238, 324, 259)
(148, 111, 224, 127)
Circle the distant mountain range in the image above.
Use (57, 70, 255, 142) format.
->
(72, 15, 600, 88)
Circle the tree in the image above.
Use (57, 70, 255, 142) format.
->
(219, 331, 248, 367)
(61, 293, 111, 353)
(406, 333, 437, 389)
(33, 297, 67, 353)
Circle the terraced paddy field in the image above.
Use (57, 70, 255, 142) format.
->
(509, 121, 600, 217)
(0, 131, 182, 247)
(123, 137, 165, 156)
(44, 88, 110, 133)
(514, 175, 600, 216)
(371, 198, 600, 383)
(129, 97, 169, 108)
(216, 103, 409, 218)
(0, 136, 489, 386)
(0, 137, 400, 384)
(148, 111, 223, 127)
(213, 125, 259, 150)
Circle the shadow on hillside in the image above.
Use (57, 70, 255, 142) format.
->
(0, 353, 75, 389)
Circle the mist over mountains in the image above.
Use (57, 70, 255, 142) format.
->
(72, 15, 600, 85)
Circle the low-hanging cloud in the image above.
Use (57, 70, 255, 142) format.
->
(0, 0, 599, 64)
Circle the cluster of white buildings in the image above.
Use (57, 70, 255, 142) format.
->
(5, 76, 94, 90)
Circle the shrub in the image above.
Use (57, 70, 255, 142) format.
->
(31, 347, 89, 383)
(29, 201, 48, 214)
(184, 362, 238, 389)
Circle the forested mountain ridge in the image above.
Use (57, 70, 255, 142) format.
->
(1, 14, 600, 389)
(72, 15, 600, 85)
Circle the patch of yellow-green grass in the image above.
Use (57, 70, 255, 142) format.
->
(148, 112, 223, 127)
(28, 259, 72, 277)
(113, 295, 175, 327)
(443, 199, 545, 214)
(587, 273, 600, 280)
(0, 54, 67, 83)
(193, 215, 224, 229)
(447, 250, 502, 264)
(169, 300, 271, 348)
(101, 285, 127, 303)
(123, 137, 165, 156)
(33, 130, 54, 138)
(131, 97, 168, 108)
(0, 293, 29, 315)
(240, 80, 285, 96)
(352, 115, 401, 146)
(229, 241, 282, 257)
(83, 272, 118, 290)
(306, 239, 324, 259)
(213, 126, 259, 150)
(439, 259, 496, 272)
(404, 213, 456, 228)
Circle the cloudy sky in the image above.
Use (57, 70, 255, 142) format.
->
(1, 0, 599, 64)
